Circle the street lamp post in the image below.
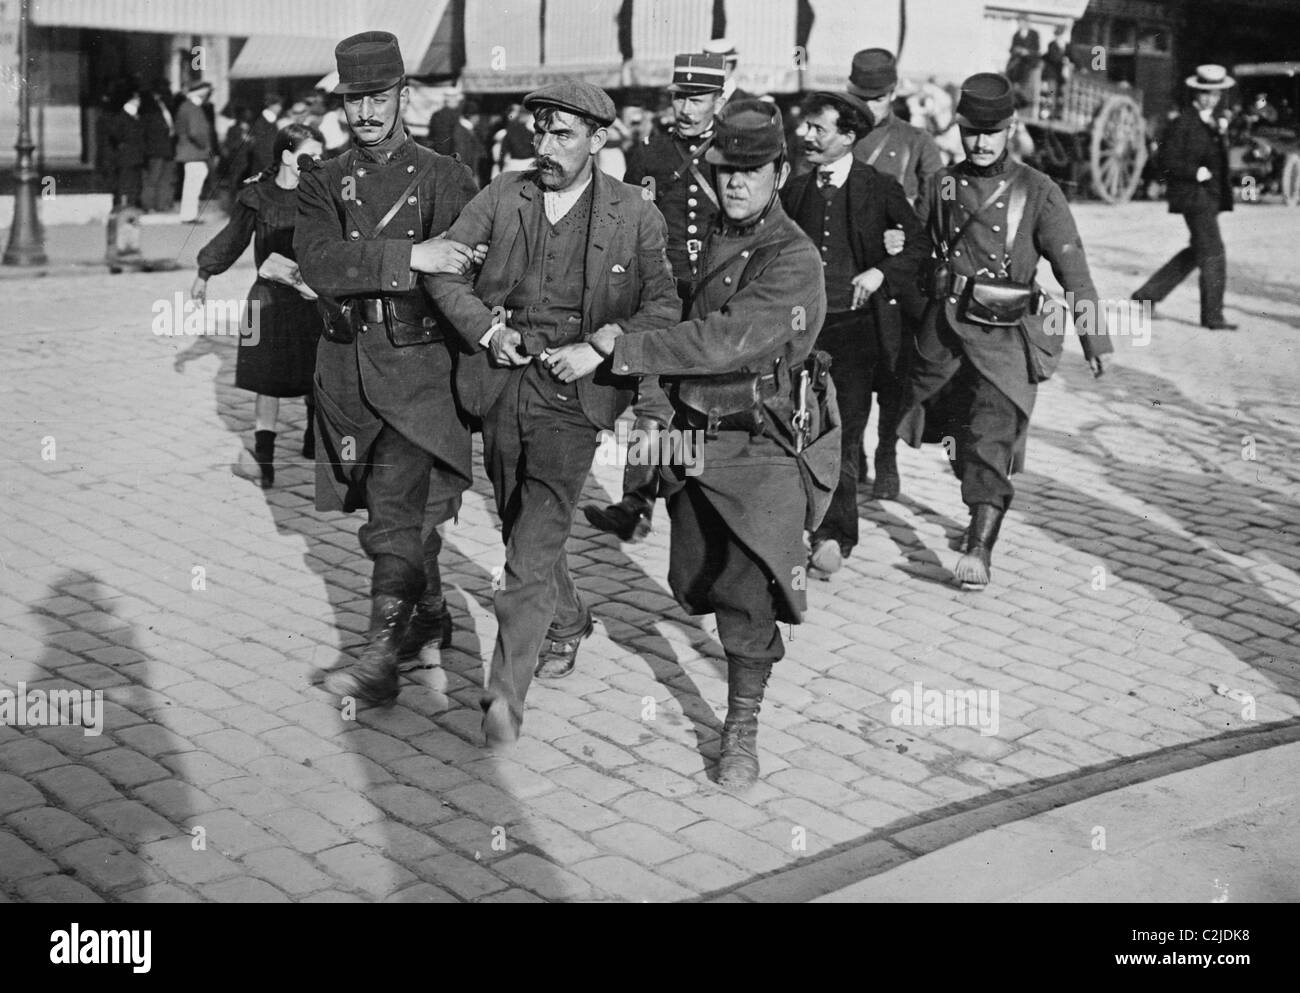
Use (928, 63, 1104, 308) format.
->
(4, 0, 47, 267)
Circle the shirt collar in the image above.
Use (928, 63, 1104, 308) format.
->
(817, 154, 853, 187)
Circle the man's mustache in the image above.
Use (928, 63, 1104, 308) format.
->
(355, 119, 384, 127)
(537, 158, 560, 171)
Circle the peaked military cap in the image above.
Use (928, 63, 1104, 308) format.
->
(667, 52, 727, 94)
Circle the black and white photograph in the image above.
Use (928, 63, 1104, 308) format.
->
(0, 0, 1297, 936)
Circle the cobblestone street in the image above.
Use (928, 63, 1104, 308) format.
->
(2, 200, 1298, 902)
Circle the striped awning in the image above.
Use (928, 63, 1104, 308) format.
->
(229, 0, 453, 79)
(30, 0, 361, 38)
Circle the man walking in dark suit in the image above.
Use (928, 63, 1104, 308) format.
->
(783, 91, 928, 577)
(1132, 65, 1238, 331)
(296, 31, 484, 707)
(427, 81, 680, 749)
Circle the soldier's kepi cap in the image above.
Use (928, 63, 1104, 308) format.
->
(955, 72, 1016, 130)
(667, 53, 726, 94)
(705, 99, 785, 169)
(847, 48, 898, 99)
(334, 31, 405, 95)
(523, 79, 617, 127)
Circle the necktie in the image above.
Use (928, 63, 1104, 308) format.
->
(818, 170, 836, 201)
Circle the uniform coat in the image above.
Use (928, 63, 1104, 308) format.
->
(851, 112, 944, 205)
(624, 128, 721, 282)
(898, 156, 1112, 473)
(295, 132, 479, 512)
(611, 203, 827, 624)
(1159, 110, 1233, 215)
(780, 157, 929, 366)
(427, 167, 681, 432)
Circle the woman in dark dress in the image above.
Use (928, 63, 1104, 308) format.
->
(191, 123, 325, 487)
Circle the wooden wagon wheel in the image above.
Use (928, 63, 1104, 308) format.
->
(1282, 153, 1300, 207)
(1089, 94, 1147, 203)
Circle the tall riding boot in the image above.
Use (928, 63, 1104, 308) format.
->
(253, 430, 276, 488)
(1199, 254, 1237, 330)
(302, 401, 316, 459)
(717, 658, 773, 792)
(953, 503, 1005, 591)
(395, 555, 452, 667)
(582, 416, 661, 542)
(323, 594, 412, 706)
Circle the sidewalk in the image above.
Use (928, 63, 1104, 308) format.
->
(0, 213, 224, 279)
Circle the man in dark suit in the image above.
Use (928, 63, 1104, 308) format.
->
(104, 89, 146, 209)
(1006, 16, 1041, 91)
(296, 32, 484, 707)
(1132, 65, 1237, 330)
(427, 81, 680, 749)
(782, 91, 928, 576)
(248, 93, 284, 177)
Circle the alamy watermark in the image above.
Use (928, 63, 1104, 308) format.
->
(0, 683, 103, 736)
(152, 292, 261, 345)
(1043, 293, 1151, 346)
(890, 680, 999, 737)
(595, 420, 705, 476)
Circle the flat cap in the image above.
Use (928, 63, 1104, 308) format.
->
(334, 30, 405, 95)
(523, 79, 617, 127)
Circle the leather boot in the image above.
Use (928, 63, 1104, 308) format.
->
(717, 658, 773, 792)
(1199, 254, 1237, 330)
(302, 403, 316, 459)
(953, 503, 1005, 591)
(582, 418, 660, 541)
(253, 430, 275, 488)
(323, 594, 411, 706)
(395, 589, 452, 670)
(871, 444, 901, 500)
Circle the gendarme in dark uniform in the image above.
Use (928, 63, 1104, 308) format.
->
(590, 100, 830, 792)
(847, 48, 944, 206)
(295, 31, 481, 705)
(583, 52, 727, 543)
(897, 73, 1112, 591)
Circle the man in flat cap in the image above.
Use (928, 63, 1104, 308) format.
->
(846, 47, 944, 499)
(783, 90, 929, 577)
(1132, 65, 1237, 330)
(897, 72, 1111, 591)
(582, 52, 727, 543)
(426, 80, 680, 749)
(297, 31, 484, 706)
(584, 99, 829, 791)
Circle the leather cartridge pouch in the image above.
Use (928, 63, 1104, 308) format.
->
(381, 296, 443, 347)
(316, 297, 356, 344)
(960, 274, 1035, 327)
(674, 372, 767, 439)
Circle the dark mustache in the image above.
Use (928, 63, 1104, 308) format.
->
(537, 158, 560, 170)
(355, 120, 384, 127)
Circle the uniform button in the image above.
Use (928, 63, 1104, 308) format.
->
(349, 230, 360, 239)
(407, 229, 415, 237)
(357, 168, 366, 177)
(360, 323, 369, 332)
(821, 245, 828, 252)
(689, 184, 698, 192)
(960, 179, 968, 186)
(620, 364, 629, 372)
(824, 230, 830, 236)
(407, 195, 417, 204)
(687, 224, 697, 233)
(723, 276, 732, 285)
(948, 296, 958, 304)
(953, 250, 961, 256)
(390, 279, 398, 287)
(688, 211, 696, 219)
(889, 150, 897, 157)
(689, 144, 697, 152)
(996, 202, 1005, 208)
(407, 164, 415, 173)
(688, 198, 698, 207)
(989, 253, 998, 260)
(992, 225, 1001, 232)
(355, 200, 363, 206)
(740, 251, 749, 258)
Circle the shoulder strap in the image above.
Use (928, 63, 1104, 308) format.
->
(369, 153, 438, 239)
(688, 228, 799, 313)
(672, 135, 719, 208)
(1005, 171, 1029, 271)
(864, 139, 885, 168)
(938, 172, 1014, 261)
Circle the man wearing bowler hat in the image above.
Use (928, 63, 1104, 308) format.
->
(897, 73, 1111, 591)
(1131, 65, 1237, 330)
(426, 80, 680, 749)
(296, 31, 485, 706)
(583, 52, 727, 543)
(783, 90, 929, 576)
(584, 100, 829, 791)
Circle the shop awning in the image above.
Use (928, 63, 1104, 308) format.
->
(30, 0, 361, 38)
(229, 0, 453, 79)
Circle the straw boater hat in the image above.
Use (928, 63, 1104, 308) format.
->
(1186, 64, 1234, 90)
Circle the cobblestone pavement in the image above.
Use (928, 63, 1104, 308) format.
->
(2, 201, 1298, 903)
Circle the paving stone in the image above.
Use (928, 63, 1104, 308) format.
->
(83, 799, 177, 845)
(239, 848, 335, 897)
(18, 874, 105, 903)
(570, 855, 694, 902)
(200, 877, 292, 902)
(0, 829, 59, 881)
(261, 808, 349, 855)
(315, 843, 420, 898)
(64, 837, 164, 892)
(31, 764, 122, 811)
(494, 852, 594, 901)
(0, 738, 73, 776)
(413, 852, 510, 901)
(0, 772, 46, 816)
